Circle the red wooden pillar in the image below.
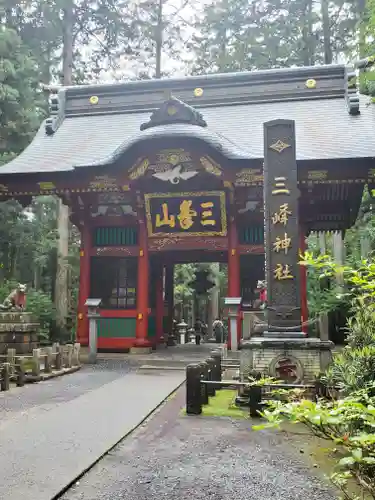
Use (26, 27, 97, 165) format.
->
(165, 264, 174, 333)
(155, 262, 164, 343)
(227, 214, 241, 348)
(135, 219, 151, 347)
(299, 229, 308, 334)
(77, 223, 91, 346)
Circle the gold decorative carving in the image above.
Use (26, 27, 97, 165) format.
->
(200, 156, 222, 177)
(38, 182, 56, 191)
(307, 170, 328, 181)
(0, 184, 8, 192)
(235, 169, 263, 186)
(129, 158, 150, 180)
(89, 175, 117, 190)
(269, 140, 291, 153)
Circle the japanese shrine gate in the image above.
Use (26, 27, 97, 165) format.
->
(0, 64, 373, 351)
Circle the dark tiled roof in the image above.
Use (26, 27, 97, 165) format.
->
(1, 65, 374, 175)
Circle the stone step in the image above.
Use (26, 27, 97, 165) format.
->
(139, 365, 186, 371)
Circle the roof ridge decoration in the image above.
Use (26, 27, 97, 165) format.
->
(139, 96, 207, 131)
(345, 68, 360, 116)
(45, 89, 65, 135)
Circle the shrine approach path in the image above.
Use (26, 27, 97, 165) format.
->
(61, 386, 336, 500)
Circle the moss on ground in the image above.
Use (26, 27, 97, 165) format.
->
(202, 389, 248, 419)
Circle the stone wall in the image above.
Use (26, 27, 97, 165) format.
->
(0, 312, 39, 354)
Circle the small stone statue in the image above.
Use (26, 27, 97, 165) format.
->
(0, 284, 27, 311)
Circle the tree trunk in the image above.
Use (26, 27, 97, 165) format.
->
(55, 0, 74, 331)
(321, 0, 332, 64)
(155, 0, 163, 78)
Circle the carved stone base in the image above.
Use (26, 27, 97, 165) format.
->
(0, 312, 39, 354)
(240, 337, 334, 384)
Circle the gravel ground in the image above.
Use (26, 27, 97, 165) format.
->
(62, 388, 336, 500)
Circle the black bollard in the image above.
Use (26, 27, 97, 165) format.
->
(206, 357, 216, 397)
(199, 361, 209, 405)
(249, 384, 262, 418)
(186, 364, 202, 415)
(210, 350, 222, 388)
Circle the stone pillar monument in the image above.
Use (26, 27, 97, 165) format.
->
(240, 120, 333, 383)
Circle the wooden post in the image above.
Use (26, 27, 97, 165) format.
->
(165, 264, 174, 336)
(186, 364, 202, 415)
(227, 203, 240, 348)
(155, 263, 164, 343)
(1, 363, 10, 391)
(135, 218, 151, 348)
(249, 384, 262, 417)
(206, 358, 216, 397)
(16, 357, 26, 387)
(44, 346, 53, 373)
(77, 223, 91, 346)
(32, 348, 41, 376)
(66, 344, 73, 368)
(199, 361, 209, 405)
(210, 350, 222, 388)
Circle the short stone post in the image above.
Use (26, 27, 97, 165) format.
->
(7, 347, 16, 369)
(55, 345, 64, 370)
(318, 313, 329, 341)
(177, 320, 188, 345)
(249, 384, 262, 418)
(210, 350, 222, 388)
(44, 346, 53, 373)
(1, 363, 10, 391)
(199, 361, 209, 405)
(16, 357, 26, 387)
(85, 298, 102, 364)
(186, 364, 202, 415)
(206, 357, 216, 397)
(72, 343, 81, 366)
(32, 348, 41, 377)
(66, 344, 73, 368)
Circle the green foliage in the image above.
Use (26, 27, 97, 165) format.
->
(254, 253, 375, 498)
(0, 26, 43, 161)
(254, 390, 375, 499)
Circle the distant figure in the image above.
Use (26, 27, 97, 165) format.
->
(194, 318, 203, 345)
(213, 318, 224, 343)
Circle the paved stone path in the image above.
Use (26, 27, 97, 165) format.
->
(62, 387, 336, 500)
(0, 359, 185, 500)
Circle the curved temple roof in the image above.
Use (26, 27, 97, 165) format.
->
(1, 64, 374, 176)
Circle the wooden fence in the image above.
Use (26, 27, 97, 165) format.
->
(0, 343, 81, 392)
(185, 351, 340, 417)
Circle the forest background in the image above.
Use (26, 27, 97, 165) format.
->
(1, 0, 375, 340)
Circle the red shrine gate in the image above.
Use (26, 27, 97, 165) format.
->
(0, 64, 372, 351)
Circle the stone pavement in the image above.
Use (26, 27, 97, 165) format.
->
(62, 387, 336, 500)
(0, 359, 186, 500)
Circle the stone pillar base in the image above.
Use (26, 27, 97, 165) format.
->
(0, 312, 39, 354)
(240, 337, 334, 383)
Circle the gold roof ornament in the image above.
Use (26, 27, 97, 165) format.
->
(305, 79, 317, 89)
(194, 87, 204, 97)
(89, 95, 99, 104)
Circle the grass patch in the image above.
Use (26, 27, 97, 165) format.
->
(202, 389, 248, 419)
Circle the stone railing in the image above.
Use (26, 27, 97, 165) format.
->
(0, 343, 81, 391)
